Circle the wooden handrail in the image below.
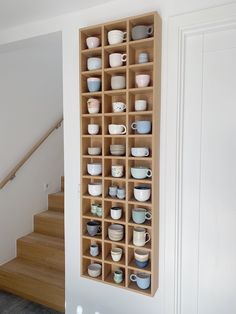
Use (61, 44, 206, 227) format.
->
(0, 117, 63, 189)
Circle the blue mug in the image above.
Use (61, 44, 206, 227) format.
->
(87, 77, 101, 92)
(130, 272, 151, 290)
(131, 121, 151, 134)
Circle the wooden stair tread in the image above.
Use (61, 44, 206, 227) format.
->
(35, 210, 64, 220)
(18, 232, 64, 250)
(48, 192, 64, 212)
(0, 258, 64, 289)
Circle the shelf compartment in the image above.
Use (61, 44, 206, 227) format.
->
(104, 20, 128, 47)
(81, 197, 103, 218)
(104, 158, 126, 178)
(81, 94, 102, 115)
(104, 199, 126, 223)
(104, 242, 126, 266)
(81, 137, 102, 156)
(104, 136, 127, 157)
(104, 70, 127, 92)
(80, 26, 103, 51)
(81, 115, 103, 135)
(128, 247, 151, 272)
(128, 89, 153, 113)
(81, 73, 102, 94)
(128, 226, 152, 250)
(104, 179, 126, 201)
(129, 68, 153, 90)
(103, 90, 126, 114)
(82, 238, 103, 261)
(104, 115, 127, 135)
(82, 257, 103, 281)
(82, 217, 103, 240)
(104, 263, 126, 288)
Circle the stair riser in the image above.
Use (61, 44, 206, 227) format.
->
(34, 217, 64, 239)
(0, 271, 64, 312)
(48, 195, 64, 212)
(17, 241, 64, 272)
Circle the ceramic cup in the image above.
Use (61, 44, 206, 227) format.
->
(96, 205, 103, 217)
(111, 75, 126, 90)
(87, 221, 102, 237)
(135, 74, 151, 88)
(87, 77, 101, 92)
(88, 147, 102, 156)
(109, 53, 127, 68)
(132, 208, 152, 224)
(138, 52, 149, 64)
(133, 227, 151, 247)
(113, 269, 123, 284)
(109, 185, 118, 198)
(87, 57, 102, 71)
(108, 30, 126, 45)
(88, 263, 102, 278)
(130, 272, 151, 289)
(117, 187, 125, 200)
(135, 100, 147, 111)
(131, 147, 149, 157)
(112, 102, 126, 113)
(87, 98, 100, 114)
(134, 249, 149, 262)
(108, 124, 127, 135)
(90, 244, 99, 257)
(110, 207, 122, 220)
(86, 36, 100, 49)
(131, 25, 153, 41)
(111, 248, 123, 262)
(131, 167, 152, 179)
(87, 163, 102, 176)
(133, 185, 151, 202)
(111, 165, 124, 178)
(88, 182, 102, 196)
(88, 123, 99, 135)
(108, 224, 124, 242)
(91, 203, 98, 215)
(131, 121, 151, 134)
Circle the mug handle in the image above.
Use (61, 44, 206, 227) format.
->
(145, 212, 152, 220)
(145, 232, 151, 243)
(123, 32, 127, 41)
(123, 104, 127, 110)
(130, 274, 137, 282)
(131, 122, 137, 130)
(145, 149, 150, 157)
(121, 125, 127, 134)
(97, 226, 102, 236)
(146, 169, 152, 178)
(147, 25, 154, 35)
(122, 54, 127, 62)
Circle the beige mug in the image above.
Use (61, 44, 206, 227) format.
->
(133, 227, 151, 247)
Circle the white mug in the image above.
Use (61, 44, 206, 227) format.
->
(135, 100, 147, 111)
(109, 53, 127, 68)
(88, 124, 99, 135)
(133, 227, 151, 247)
(112, 102, 126, 113)
(108, 124, 126, 135)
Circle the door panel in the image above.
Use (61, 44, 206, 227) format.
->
(181, 27, 236, 314)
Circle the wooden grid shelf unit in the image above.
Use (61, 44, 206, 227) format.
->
(79, 11, 161, 296)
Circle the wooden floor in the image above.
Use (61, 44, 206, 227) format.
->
(0, 177, 65, 312)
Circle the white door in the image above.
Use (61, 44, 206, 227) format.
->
(165, 4, 236, 314)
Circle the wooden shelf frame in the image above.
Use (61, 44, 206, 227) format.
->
(79, 11, 161, 297)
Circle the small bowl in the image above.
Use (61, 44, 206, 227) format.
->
(88, 147, 101, 156)
(88, 183, 102, 196)
(88, 263, 102, 277)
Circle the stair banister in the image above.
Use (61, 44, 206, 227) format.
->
(0, 117, 63, 189)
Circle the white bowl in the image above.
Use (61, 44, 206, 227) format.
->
(87, 163, 102, 176)
(88, 147, 101, 156)
(88, 263, 102, 277)
(88, 183, 102, 196)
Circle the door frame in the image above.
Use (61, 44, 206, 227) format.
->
(163, 3, 236, 314)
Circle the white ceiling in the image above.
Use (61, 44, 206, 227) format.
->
(0, 0, 112, 30)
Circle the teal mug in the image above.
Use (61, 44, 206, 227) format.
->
(132, 208, 152, 224)
(114, 270, 123, 284)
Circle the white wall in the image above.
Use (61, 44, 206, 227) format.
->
(0, 1, 233, 314)
(0, 32, 64, 264)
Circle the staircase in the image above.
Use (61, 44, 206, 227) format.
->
(0, 177, 65, 312)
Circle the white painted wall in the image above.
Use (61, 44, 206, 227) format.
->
(0, 32, 64, 264)
(0, 1, 234, 314)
